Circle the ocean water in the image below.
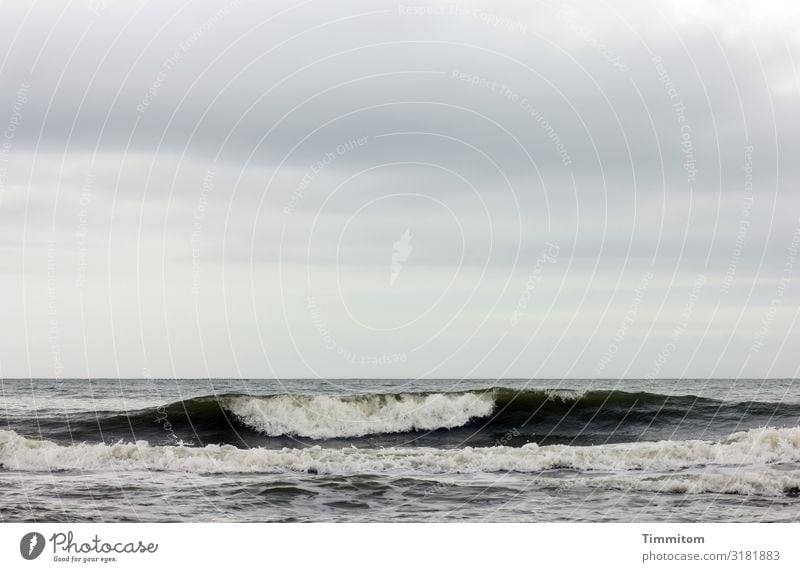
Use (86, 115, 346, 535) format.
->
(1, 378, 799, 522)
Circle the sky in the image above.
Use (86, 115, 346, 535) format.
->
(0, 0, 798, 379)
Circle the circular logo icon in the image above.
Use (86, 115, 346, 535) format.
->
(20, 532, 45, 560)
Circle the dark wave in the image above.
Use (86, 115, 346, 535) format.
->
(13, 388, 800, 449)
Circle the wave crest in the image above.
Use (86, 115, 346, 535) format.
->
(3, 427, 799, 480)
(34, 387, 800, 444)
(222, 392, 495, 439)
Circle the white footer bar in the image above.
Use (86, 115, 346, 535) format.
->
(2, 523, 798, 571)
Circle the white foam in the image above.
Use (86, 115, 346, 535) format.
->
(222, 392, 496, 438)
(2, 427, 799, 483)
(543, 388, 585, 401)
(560, 470, 800, 496)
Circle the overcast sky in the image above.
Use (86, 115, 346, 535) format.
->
(1, 0, 799, 379)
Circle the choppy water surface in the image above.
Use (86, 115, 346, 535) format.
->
(2, 378, 799, 522)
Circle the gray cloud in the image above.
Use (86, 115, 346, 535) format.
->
(1, 0, 799, 378)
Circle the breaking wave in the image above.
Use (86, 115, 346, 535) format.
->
(223, 392, 495, 438)
(2, 427, 799, 492)
(62, 387, 799, 440)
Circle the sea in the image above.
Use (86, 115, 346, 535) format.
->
(1, 378, 799, 522)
